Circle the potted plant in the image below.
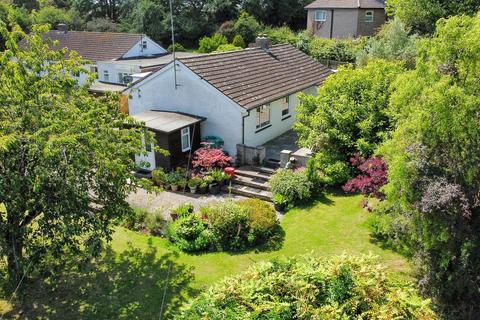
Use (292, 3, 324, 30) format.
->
(199, 180, 209, 194)
(151, 168, 166, 187)
(222, 173, 232, 186)
(273, 193, 287, 212)
(209, 180, 220, 195)
(188, 178, 200, 194)
(178, 178, 187, 191)
(211, 168, 224, 184)
(165, 172, 178, 191)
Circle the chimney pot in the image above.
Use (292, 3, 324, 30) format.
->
(57, 23, 68, 34)
(255, 35, 269, 50)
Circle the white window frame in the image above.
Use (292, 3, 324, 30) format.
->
(365, 10, 374, 23)
(90, 66, 98, 73)
(118, 72, 129, 84)
(103, 70, 109, 82)
(256, 105, 271, 129)
(181, 127, 191, 152)
(282, 96, 290, 117)
(315, 10, 327, 22)
(142, 40, 148, 49)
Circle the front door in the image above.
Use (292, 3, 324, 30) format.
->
(135, 137, 156, 171)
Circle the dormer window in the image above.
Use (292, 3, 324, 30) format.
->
(141, 40, 148, 49)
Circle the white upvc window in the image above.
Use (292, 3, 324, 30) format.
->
(142, 40, 148, 49)
(365, 10, 374, 22)
(282, 96, 290, 117)
(118, 72, 129, 84)
(315, 10, 327, 22)
(90, 66, 98, 73)
(256, 105, 271, 129)
(103, 70, 109, 82)
(181, 127, 191, 152)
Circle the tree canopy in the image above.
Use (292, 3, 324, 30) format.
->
(0, 24, 148, 282)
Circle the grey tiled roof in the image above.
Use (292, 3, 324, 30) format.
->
(305, 0, 385, 9)
(178, 44, 332, 110)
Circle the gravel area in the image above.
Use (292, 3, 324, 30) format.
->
(127, 188, 247, 220)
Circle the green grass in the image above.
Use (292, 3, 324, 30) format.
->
(2, 194, 411, 319)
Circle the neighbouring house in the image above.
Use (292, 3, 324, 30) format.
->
(124, 37, 332, 170)
(28, 24, 186, 93)
(305, 0, 386, 39)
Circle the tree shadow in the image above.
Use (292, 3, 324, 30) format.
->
(8, 242, 198, 319)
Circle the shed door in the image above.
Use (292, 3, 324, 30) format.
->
(135, 137, 156, 171)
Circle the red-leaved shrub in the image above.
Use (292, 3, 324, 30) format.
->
(192, 143, 232, 170)
(343, 155, 388, 198)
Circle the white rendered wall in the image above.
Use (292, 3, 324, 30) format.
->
(127, 62, 245, 156)
(243, 86, 317, 147)
(122, 37, 167, 59)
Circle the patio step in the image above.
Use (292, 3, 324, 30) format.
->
(235, 167, 272, 181)
(233, 175, 270, 191)
(225, 185, 272, 202)
(264, 159, 281, 169)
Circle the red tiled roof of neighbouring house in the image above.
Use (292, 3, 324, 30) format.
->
(177, 44, 332, 110)
(21, 30, 148, 63)
(305, 0, 385, 9)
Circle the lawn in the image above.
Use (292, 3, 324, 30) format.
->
(2, 193, 411, 319)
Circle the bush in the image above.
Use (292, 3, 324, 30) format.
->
(172, 203, 194, 217)
(175, 254, 436, 319)
(167, 214, 215, 252)
(191, 144, 232, 171)
(122, 208, 166, 236)
(231, 34, 246, 48)
(213, 44, 242, 53)
(264, 26, 297, 45)
(309, 37, 366, 63)
(198, 33, 228, 53)
(151, 168, 166, 186)
(269, 169, 313, 208)
(167, 42, 186, 53)
(238, 199, 277, 245)
(233, 11, 261, 45)
(206, 201, 250, 251)
(342, 155, 388, 199)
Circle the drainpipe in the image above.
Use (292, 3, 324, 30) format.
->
(241, 110, 251, 145)
(330, 9, 334, 39)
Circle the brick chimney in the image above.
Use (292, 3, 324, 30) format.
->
(57, 23, 68, 34)
(255, 35, 270, 51)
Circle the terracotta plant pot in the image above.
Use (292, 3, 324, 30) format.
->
(171, 185, 178, 192)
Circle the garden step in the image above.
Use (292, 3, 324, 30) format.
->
(264, 159, 281, 170)
(224, 185, 272, 202)
(232, 175, 270, 191)
(235, 167, 272, 181)
(259, 166, 277, 175)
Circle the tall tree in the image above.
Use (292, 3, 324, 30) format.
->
(380, 13, 480, 318)
(0, 24, 149, 282)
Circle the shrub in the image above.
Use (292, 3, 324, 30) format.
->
(343, 155, 388, 198)
(238, 199, 277, 245)
(231, 34, 246, 48)
(218, 20, 235, 41)
(198, 33, 228, 53)
(233, 11, 261, 45)
(213, 44, 242, 53)
(122, 208, 166, 236)
(175, 254, 436, 319)
(206, 201, 249, 251)
(264, 26, 297, 45)
(172, 203, 194, 217)
(167, 214, 215, 252)
(269, 169, 313, 208)
(192, 144, 232, 171)
(309, 37, 366, 63)
(151, 168, 166, 186)
(167, 42, 186, 53)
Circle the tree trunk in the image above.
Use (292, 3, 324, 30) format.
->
(6, 230, 24, 284)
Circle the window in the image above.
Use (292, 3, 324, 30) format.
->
(282, 96, 290, 117)
(315, 10, 327, 22)
(118, 72, 129, 84)
(145, 140, 152, 152)
(256, 105, 271, 129)
(181, 127, 191, 152)
(103, 70, 109, 82)
(90, 66, 98, 73)
(142, 40, 148, 49)
(365, 10, 374, 22)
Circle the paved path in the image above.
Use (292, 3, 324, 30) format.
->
(127, 188, 246, 220)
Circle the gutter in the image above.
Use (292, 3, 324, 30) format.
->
(241, 110, 251, 145)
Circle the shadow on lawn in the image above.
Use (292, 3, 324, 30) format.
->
(8, 242, 198, 320)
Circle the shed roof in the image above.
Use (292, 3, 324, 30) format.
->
(177, 44, 332, 110)
(131, 111, 204, 133)
(305, 0, 385, 9)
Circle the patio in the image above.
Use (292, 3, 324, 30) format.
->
(263, 130, 300, 161)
